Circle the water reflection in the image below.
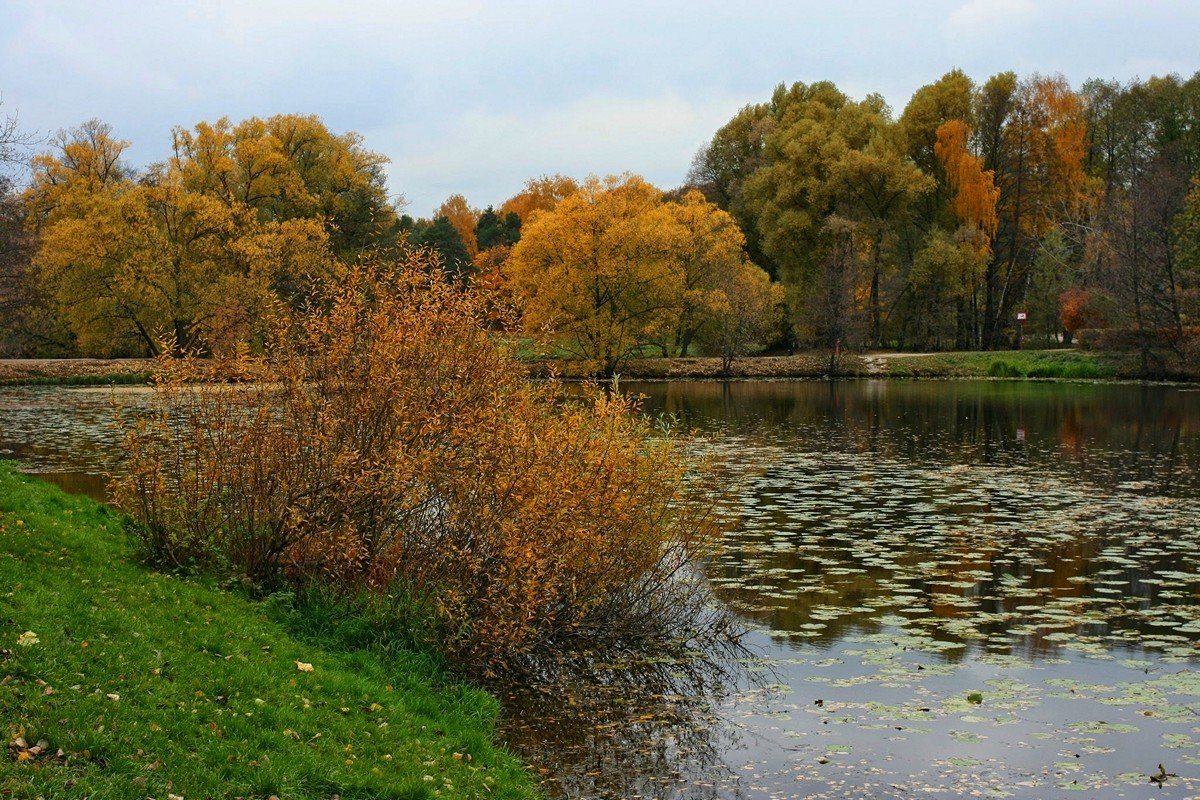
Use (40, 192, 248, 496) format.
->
(495, 648, 765, 800)
(0, 385, 148, 500)
(4, 380, 1200, 797)
(631, 379, 1200, 496)
(619, 381, 1200, 664)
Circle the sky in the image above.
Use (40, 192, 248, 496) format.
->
(1, 0, 1198, 215)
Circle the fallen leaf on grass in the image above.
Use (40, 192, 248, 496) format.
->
(295, 660, 314, 673)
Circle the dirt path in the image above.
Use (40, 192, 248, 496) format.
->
(858, 351, 934, 376)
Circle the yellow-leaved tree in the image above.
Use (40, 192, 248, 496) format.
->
(25, 117, 363, 356)
(434, 194, 481, 258)
(506, 175, 681, 374)
(663, 190, 762, 356)
(499, 174, 579, 224)
(506, 175, 779, 375)
(170, 113, 396, 255)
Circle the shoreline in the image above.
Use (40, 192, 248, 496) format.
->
(0, 464, 540, 799)
(2, 349, 1195, 386)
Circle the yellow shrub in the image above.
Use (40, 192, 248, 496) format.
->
(112, 253, 723, 667)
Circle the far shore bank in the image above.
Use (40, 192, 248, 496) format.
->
(2, 348, 1195, 385)
(0, 358, 154, 386)
(534, 348, 1195, 383)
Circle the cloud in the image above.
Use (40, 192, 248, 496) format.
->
(2, 1, 1197, 214)
(377, 90, 743, 213)
(944, 0, 1039, 38)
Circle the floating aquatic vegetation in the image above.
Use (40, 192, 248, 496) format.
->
(6, 380, 1200, 799)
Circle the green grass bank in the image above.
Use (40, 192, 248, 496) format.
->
(0, 359, 155, 387)
(0, 464, 539, 800)
(0, 347, 1190, 385)
(523, 348, 1188, 381)
(877, 349, 1121, 380)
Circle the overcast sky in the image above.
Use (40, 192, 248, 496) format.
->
(1, 0, 1197, 214)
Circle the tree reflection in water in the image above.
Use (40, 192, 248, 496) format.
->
(494, 641, 771, 800)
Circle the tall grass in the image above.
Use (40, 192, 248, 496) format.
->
(988, 358, 1106, 379)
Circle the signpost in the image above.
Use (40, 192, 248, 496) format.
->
(1016, 311, 1026, 350)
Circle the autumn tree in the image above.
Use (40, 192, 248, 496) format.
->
(170, 114, 397, 256)
(435, 194, 480, 258)
(660, 190, 759, 355)
(25, 119, 130, 224)
(929, 119, 1000, 345)
(27, 120, 336, 356)
(697, 259, 783, 373)
(977, 74, 1090, 347)
(1058, 287, 1110, 342)
(899, 69, 975, 181)
(507, 175, 774, 374)
(499, 174, 579, 223)
(506, 175, 678, 373)
(935, 120, 1000, 240)
(34, 166, 330, 355)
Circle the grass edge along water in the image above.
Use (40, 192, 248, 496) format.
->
(0, 462, 541, 800)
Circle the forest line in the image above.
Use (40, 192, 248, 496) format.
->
(0, 68, 1198, 376)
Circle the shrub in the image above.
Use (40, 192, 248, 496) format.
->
(987, 360, 1023, 378)
(111, 254, 726, 669)
(1076, 327, 1176, 352)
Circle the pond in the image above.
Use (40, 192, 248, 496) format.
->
(3, 380, 1200, 798)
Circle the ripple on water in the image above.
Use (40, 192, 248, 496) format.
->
(4, 380, 1200, 798)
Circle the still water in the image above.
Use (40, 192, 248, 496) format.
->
(2, 380, 1200, 798)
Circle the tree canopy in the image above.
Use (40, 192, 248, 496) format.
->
(507, 175, 780, 374)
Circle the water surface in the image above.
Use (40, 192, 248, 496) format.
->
(3, 380, 1200, 798)
(506, 379, 1200, 799)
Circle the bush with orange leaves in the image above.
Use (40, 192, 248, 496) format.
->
(111, 252, 727, 668)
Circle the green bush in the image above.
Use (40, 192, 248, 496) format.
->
(988, 360, 1023, 378)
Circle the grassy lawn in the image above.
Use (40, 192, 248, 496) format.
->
(0, 464, 539, 800)
(880, 349, 1118, 380)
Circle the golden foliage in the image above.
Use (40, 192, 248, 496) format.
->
(506, 175, 778, 373)
(935, 119, 1000, 241)
(26, 117, 351, 356)
(170, 113, 394, 251)
(112, 254, 722, 667)
(434, 194, 480, 257)
(26, 120, 129, 222)
(1002, 76, 1091, 239)
(499, 174, 579, 223)
(31, 163, 333, 356)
